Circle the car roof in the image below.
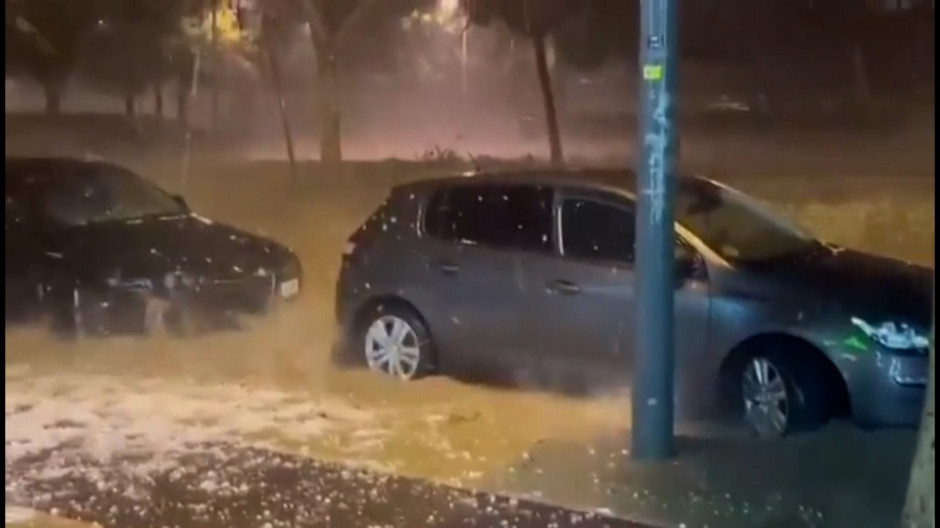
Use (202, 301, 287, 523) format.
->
(394, 168, 712, 198)
(6, 156, 117, 176)
(5, 156, 128, 191)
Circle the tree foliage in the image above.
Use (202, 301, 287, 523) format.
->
(80, 0, 187, 103)
(550, 0, 916, 66)
(5, 0, 210, 114)
(6, 0, 101, 112)
(461, 0, 580, 38)
(548, 0, 932, 100)
(552, 0, 636, 71)
(460, 0, 585, 165)
(269, 0, 431, 166)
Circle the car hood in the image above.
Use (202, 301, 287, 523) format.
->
(65, 214, 296, 282)
(744, 245, 933, 329)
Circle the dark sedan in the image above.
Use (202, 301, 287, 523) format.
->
(333, 169, 932, 438)
(5, 157, 302, 337)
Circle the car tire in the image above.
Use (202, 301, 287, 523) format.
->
(356, 302, 434, 381)
(737, 347, 829, 438)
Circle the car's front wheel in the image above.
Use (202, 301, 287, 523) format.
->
(358, 304, 434, 381)
(739, 349, 828, 438)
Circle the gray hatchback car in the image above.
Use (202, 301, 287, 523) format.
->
(333, 169, 932, 437)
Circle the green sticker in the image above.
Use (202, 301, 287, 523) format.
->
(643, 64, 663, 81)
(843, 335, 870, 353)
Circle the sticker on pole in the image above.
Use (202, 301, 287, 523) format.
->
(643, 64, 663, 81)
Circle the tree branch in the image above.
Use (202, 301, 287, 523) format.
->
(298, 0, 329, 51)
(298, 0, 380, 56)
(334, 0, 381, 50)
(12, 16, 57, 57)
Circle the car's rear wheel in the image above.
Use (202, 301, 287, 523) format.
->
(739, 349, 828, 438)
(358, 304, 433, 381)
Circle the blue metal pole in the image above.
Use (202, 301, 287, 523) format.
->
(632, 0, 679, 461)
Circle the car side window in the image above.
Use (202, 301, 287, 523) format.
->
(36, 170, 110, 227)
(425, 183, 553, 253)
(561, 198, 636, 264)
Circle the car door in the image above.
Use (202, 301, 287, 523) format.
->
(520, 190, 711, 405)
(517, 191, 640, 390)
(7, 163, 109, 325)
(418, 182, 554, 381)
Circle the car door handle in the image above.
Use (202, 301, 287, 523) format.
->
(546, 279, 581, 295)
(435, 260, 460, 275)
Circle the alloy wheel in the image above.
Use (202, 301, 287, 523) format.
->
(364, 315, 422, 380)
(741, 357, 790, 437)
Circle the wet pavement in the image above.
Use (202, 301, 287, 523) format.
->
(7, 444, 663, 528)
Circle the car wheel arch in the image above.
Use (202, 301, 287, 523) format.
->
(717, 332, 852, 420)
(353, 295, 435, 341)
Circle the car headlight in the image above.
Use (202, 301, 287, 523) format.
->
(850, 317, 930, 351)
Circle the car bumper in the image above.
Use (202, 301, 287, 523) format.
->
(332, 267, 368, 347)
(198, 255, 303, 313)
(330, 322, 362, 367)
(198, 276, 296, 313)
(844, 349, 927, 428)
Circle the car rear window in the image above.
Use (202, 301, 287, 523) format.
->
(351, 197, 395, 241)
(424, 183, 553, 253)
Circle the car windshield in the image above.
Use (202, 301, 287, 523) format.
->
(675, 178, 819, 263)
(40, 164, 187, 227)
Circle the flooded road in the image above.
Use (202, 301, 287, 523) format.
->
(5, 165, 930, 528)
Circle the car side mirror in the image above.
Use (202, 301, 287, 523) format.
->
(675, 245, 697, 287)
(172, 195, 189, 210)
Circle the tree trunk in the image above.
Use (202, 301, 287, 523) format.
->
(176, 84, 189, 129)
(263, 36, 298, 183)
(179, 50, 201, 190)
(124, 90, 142, 138)
(546, 34, 566, 112)
(532, 33, 563, 166)
(124, 92, 136, 118)
(209, 4, 220, 133)
(177, 51, 200, 131)
(901, 303, 935, 528)
(153, 82, 164, 118)
(303, 0, 381, 170)
(43, 79, 64, 115)
(317, 45, 343, 169)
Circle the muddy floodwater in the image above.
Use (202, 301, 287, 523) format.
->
(5, 153, 934, 528)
